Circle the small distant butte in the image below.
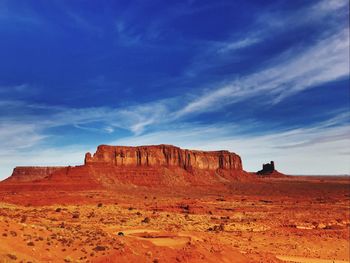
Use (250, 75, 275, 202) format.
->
(257, 161, 285, 177)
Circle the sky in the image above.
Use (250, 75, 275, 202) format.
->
(0, 0, 349, 179)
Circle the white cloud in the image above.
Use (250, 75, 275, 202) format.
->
(186, 0, 348, 79)
(104, 126, 115, 133)
(0, 122, 47, 151)
(313, 0, 349, 13)
(217, 37, 260, 53)
(258, 0, 348, 33)
(231, 0, 349, 51)
(0, 98, 172, 136)
(112, 113, 350, 175)
(176, 27, 349, 116)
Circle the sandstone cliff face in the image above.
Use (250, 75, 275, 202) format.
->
(84, 144, 242, 171)
(3, 144, 247, 189)
(7, 166, 66, 182)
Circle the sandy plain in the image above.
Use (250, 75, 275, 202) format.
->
(0, 176, 349, 263)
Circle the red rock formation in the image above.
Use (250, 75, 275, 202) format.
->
(256, 161, 286, 177)
(1, 165, 102, 192)
(2, 144, 248, 189)
(5, 166, 66, 182)
(84, 144, 242, 171)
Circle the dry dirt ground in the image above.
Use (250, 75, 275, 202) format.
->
(0, 176, 349, 263)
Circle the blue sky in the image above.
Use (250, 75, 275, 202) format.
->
(0, 0, 349, 178)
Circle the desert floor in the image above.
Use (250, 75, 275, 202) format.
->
(0, 176, 349, 263)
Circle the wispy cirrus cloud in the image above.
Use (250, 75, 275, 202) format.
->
(0, 21, 348, 151)
(0, 97, 174, 150)
(49, 99, 171, 135)
(0, 19, 348, 145)
(217, 37, 260, 53)
(176, 27, 349, 117)
(0, 122, 47, 152)
(187, 0, 348, 78)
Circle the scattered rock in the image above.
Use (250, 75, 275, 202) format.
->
(142, 217, 151, 223)
(93, 245, 106, 251)
(317, 223, 327, 229)
(64, 256, 72, 262)
(20, 215, 27, 223)
(7, 254, 17, 260)
(72, 212, 80, 219)
(259, 200, 273, 203)
(208, 223, 225, 232)
(180, 204, 190, 211)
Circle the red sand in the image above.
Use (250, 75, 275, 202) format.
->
(0, 145, 348, 262)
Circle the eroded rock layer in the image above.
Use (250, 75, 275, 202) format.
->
(7, 166, 66, 182)
(85, 144, 242, 171)
(2, 144, 247, 189)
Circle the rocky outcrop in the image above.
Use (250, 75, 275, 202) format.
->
(6, 166, 66, 182)
(257, 161, 285, 177)
(84, 144, 242, 171)
(2, 144, 248, 189)
(257, 161, 275, 175)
